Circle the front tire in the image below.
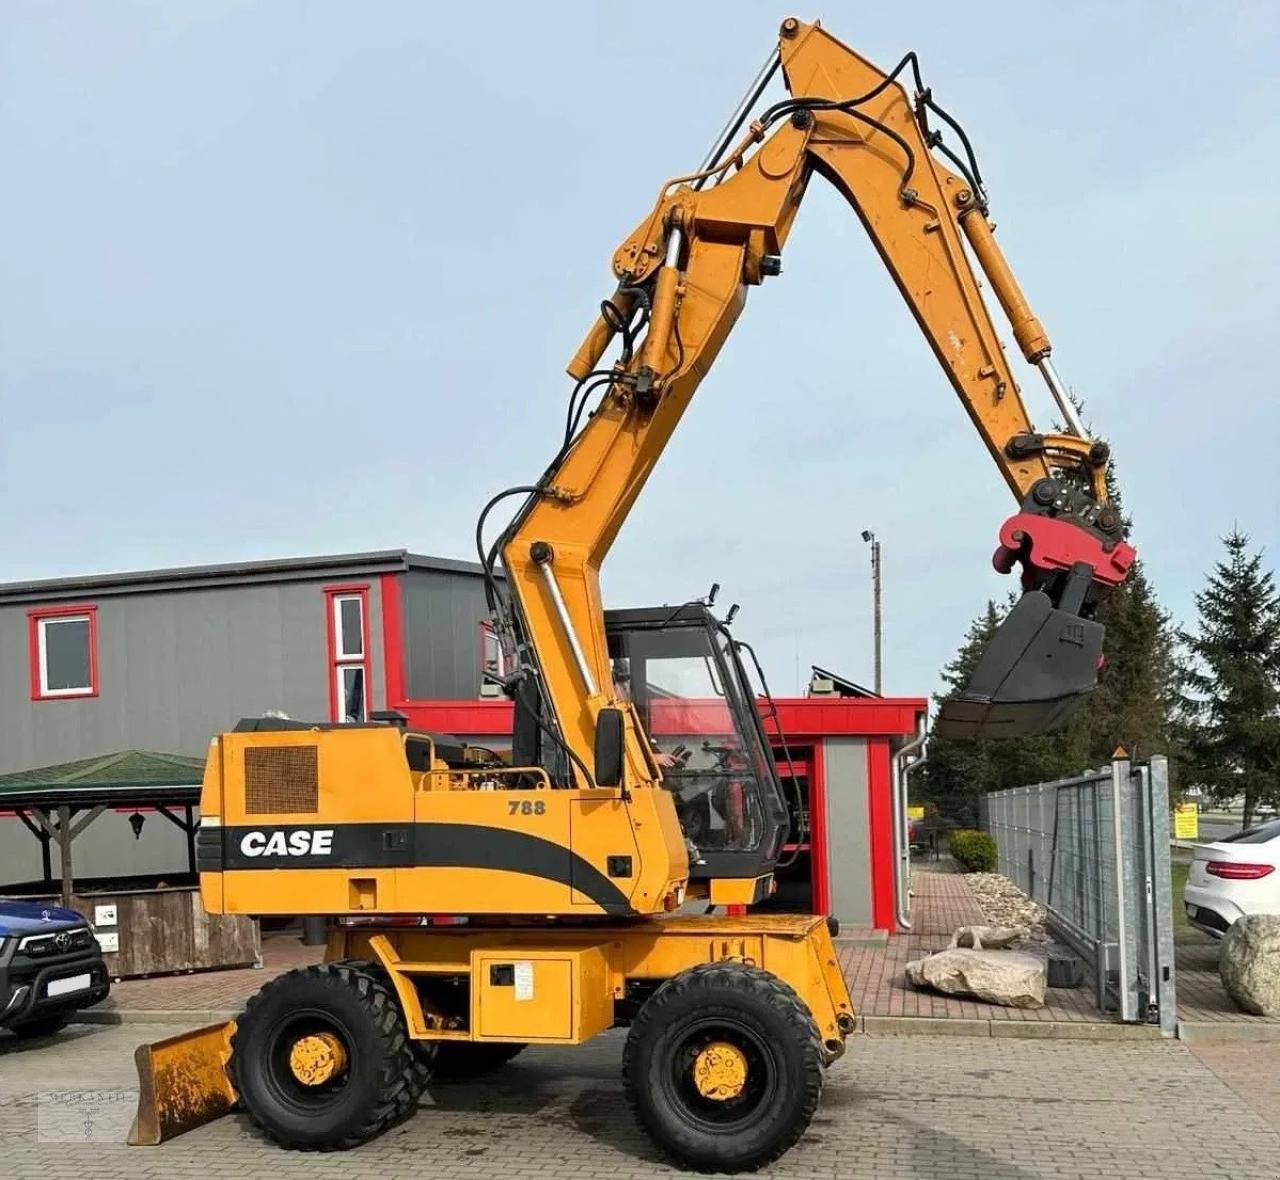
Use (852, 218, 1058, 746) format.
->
(622, 962, 824, 1173)
(229, 962, 417, 1150)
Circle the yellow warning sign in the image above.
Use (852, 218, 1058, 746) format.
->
(907, 806, 925, 821)
(1174, 802, 1199, 841)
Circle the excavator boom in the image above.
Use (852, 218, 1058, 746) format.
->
(489, 17, 1134, 781)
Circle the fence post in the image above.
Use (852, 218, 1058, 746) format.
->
(1146, 756, 1179, 1036)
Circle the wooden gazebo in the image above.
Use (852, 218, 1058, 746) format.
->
(0, 751, 259, 977)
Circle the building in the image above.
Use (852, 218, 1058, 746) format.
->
(0, 549, 495, 776)
(0, 550, 926, 932)
(0, 550, 494, 882)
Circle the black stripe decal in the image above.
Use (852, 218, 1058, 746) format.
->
(215, 823, 634, 914)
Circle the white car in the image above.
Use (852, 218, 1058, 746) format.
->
(1184, 819, 1280, 938)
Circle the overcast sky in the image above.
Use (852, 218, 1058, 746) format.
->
(3, 1, 1277, 698)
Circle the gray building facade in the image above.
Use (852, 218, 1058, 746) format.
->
(0, 550, 494, 883)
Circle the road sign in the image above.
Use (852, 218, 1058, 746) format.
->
(1174, 802, 1199, 840)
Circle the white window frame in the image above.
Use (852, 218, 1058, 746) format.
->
(330, 592, 368, 722)
(333, 594, 365, 660)
(37, 613, 95, 697)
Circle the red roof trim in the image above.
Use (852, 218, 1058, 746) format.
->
(393, 696, 926, 738)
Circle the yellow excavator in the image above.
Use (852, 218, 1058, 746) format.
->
(129, 17, 1135, 1173)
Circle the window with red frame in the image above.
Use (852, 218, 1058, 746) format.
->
(28, 604, 99, 700)
(325, 586, 370, 722)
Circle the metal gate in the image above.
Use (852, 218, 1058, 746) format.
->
(981, 756, 1177, 1034)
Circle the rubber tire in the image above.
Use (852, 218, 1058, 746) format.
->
(229, 962, 417, 1150)
(9, 1014, 70, 1039)
(329, 958, 433, 1111)
(622, 962, 823, 1173)
(430, 1040, 526, 1080)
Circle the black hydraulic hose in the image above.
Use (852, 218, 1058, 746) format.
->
(759, 51, 918, 128)
(917, 87, 984, 191)
(522, 678, 596, 790)
(475, 485, 540, 611)
(759, 47, 987, 209)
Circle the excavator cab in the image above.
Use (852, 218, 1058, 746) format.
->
(604, 605, 790, 882)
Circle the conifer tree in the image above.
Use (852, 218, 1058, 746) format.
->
(1180, 529, 1280, 827)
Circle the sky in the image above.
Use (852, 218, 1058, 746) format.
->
(2, 1, 1278, 699)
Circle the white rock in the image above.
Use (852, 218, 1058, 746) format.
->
(1219, 914, 1280, 1017)
(964, 872, 1050, 945)
(950, 925, 1024, 950)
(905, 947, 1047, 1009)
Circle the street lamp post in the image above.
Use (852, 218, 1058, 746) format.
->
(861, 530, 883, 695)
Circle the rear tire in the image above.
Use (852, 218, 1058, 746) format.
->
(622, 961, 823, 1173)
(9, 1014, 70, 1039)
(229, 962, 417, 1150)
(430, 1040, 526, 1080)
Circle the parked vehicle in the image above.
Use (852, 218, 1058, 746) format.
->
(0, 901, 110, 1037)
(1184, 819, 1280, 938)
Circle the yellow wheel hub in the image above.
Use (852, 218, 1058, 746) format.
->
(288, 1031, 349, 1087)
(692, 1040, 749, 1101)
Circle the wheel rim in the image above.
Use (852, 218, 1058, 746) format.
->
(262, 1009, 358, 1113)
(288, 1031, 349, 1087)
(692, 1040, 749, 1101)
(662, 1017, 777, 1131)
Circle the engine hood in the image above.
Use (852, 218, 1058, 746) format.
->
(0, 900, 85, 937)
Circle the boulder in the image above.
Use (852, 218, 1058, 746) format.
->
(905, 947, 1047, 1008)
(1220, 914, 1280, 1017)
(950, 925, 1024, 950)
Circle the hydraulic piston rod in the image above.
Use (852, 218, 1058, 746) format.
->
(957, 196, 1085, 437)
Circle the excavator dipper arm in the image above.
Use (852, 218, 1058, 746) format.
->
(492, 17, 1134, 782)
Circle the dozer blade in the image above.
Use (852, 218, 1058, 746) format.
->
(127, 1021, 237, 1146)
(934, 589, 1103, 739)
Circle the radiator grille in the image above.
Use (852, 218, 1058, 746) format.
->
(244, 745, 319, 814)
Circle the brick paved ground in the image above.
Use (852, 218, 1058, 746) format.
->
(3, 1023, 1278, 1179)
(1176, 937, 1280, 1027)
(839, 861, 1110, 1024)
(103, 931, 320, 1013)
(1187, 1040, 1280, 1133)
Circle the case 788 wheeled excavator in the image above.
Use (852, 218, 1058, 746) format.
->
(129, 17, 1136, 1173)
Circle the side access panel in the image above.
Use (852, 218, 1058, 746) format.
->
(470, 945, 614, 1044)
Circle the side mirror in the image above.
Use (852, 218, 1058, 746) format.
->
(594, 707, 625, 788)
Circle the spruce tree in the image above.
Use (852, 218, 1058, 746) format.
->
(1180, 529, 1280, 826)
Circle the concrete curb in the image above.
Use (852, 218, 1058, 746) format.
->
(76, 1008, 238, 1026)
(1176, 1019, 1280, 1043)
(858, 1014, 1163, 1041)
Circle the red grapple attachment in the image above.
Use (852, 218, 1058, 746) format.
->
(935, 512, 1136, 739)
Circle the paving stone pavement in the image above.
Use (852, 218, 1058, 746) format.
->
(3, 1022, 1278, 1179)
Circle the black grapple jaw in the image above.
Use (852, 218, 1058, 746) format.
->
(934, 509, 1136, 741)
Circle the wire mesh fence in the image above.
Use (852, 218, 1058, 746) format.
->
(980, 757, 1176, 1032)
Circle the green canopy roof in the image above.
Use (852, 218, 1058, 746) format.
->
(0, 750, 205, 807)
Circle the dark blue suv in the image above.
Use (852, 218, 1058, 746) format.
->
(0, 901, 110, 1037)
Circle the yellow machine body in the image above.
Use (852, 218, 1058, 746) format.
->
(198, 725, 689, 920)
(341, 914, 852, 1053)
